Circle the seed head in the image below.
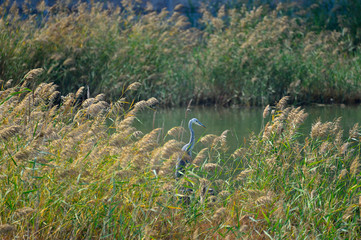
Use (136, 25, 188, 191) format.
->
(263, 105, 271, 118)
(24, 68, 44, 81)
(0, 125, 21, 141)
(0, 224, 15, 236)
(127, 82, 141, 91)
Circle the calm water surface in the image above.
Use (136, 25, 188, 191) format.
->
(135, 105, 361, 152)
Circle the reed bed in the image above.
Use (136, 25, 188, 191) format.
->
(0, 72, 360, 239)
(1, 1, 361, 106)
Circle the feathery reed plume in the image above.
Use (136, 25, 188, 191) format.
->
(117, 116, 135, 131)
(167, 126, 186, 138)
(256, 194, 273, 206)
(112, 98, 126, 111)
(88, 101, 110, 116)
(0, 125, 21, 141)
(75, 86, 85, 99)
(212, 207, 226, 223)
(350, 157, 360, 176)
(61, 93, 75, 112)
(200, 134, 218, 146)
(49, 91, 60, 103)
(276, 96, 289, 110)
(127, 82, 141, 91)
(193, 148, 208, 166)
(237, 169, 254, 180)
(318, 141, 330, 155)
(14, 148, 34, 161)
(340, 143, 349, 155)
(161, 139, 183, 159)
(137, 128, 162, 153)
(231, 148, 244, 159)
(0, 224, 15, 236)
(310, 121, 332, 139)
(24, 68, 44, 81)
(63, 58, 74, 66)
(193, 228, 200, 240)
(146, 97, 158, 106)
(287, 107, 308, 130)
(81, 98, 95, 109)
(214, 130, 229, 150)
(349, 123, 359, 140)
(338, 169, 348, 180)
(95, 93, 105, 101)
(114, 169, 135, 179)
(263, 104, 271, 118)
(203, 163, 220, 172)
(59, 168, 79, 179)
(14, 207, 35, 218)
(342, 205, 355, 221)
(218, 190, 231, 199)
(4, 79, 13, 89)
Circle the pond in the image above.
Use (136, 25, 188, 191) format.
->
(134, 104, 361, 152)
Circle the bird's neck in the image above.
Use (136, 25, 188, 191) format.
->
(185, 121, 195, 155)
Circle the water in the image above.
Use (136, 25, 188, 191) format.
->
(134, 104, 361, 152)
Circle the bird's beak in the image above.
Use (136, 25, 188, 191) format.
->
(200, 123, 206, 128)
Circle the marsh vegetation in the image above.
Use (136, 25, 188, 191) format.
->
(1, 1, 361, 239)
(0, 71, 361, 239)
(1, 0, 361, 106)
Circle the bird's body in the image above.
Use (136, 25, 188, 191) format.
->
(176, 118, 205, 178)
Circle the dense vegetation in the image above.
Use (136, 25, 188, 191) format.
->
(0, 71, 360, 239)
(1, 0, 361, 106)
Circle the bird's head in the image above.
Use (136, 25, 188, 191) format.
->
(190, 118, 206, 128)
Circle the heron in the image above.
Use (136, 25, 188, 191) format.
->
(176, 118, 206, 178)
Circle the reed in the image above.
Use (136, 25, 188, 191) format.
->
(1, 73, 360, 238)
(1, 1, 361, 106)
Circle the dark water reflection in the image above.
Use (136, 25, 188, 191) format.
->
(135, 104, 361, 152)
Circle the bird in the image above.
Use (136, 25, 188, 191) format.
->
(175, 118, 206, 178)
